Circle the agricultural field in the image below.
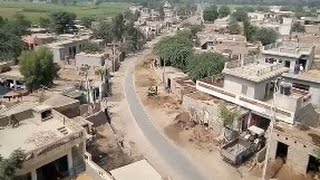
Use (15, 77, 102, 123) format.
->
(0, 1, 129, 22)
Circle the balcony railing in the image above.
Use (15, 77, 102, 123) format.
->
(196, 81, 295, 124)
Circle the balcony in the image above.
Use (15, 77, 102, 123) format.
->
(196, 80, 295, 124)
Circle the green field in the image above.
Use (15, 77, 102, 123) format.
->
(0, 2, 129, 22)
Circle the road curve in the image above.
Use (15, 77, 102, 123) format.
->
(124, 39, 208, 180)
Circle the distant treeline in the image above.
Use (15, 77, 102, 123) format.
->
(3, 0, 320, 6)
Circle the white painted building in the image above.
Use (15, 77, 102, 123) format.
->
(262, 41, 315, 73)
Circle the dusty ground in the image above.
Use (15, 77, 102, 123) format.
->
(133, 55, 314, 180)
(133, 57, 252, 180)
(86, 124, 143, 171)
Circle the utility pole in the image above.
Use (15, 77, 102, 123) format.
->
(163, 54, 166, 90)
(262, 89, 277, 180)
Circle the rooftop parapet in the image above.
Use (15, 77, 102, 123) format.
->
(262, 41, 314, 58)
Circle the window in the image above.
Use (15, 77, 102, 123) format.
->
(241, 85, 248, 95)
(41, 110, 53, 120)
(285, 61, 290, 68)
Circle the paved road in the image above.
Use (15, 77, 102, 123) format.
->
(124, 37, 208, 180)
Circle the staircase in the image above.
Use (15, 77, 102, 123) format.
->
(58, 126, 69, 135)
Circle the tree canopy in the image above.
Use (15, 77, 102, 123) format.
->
(19, 47, 59, 90)
(243, 19, 257, 42)
(0, 29, 24, 62)
(186, 52, 226, 81)
(154, 30, 194, 70)
(0, 149, 26, 180)
(292, 22, 305, 33)
(80, 16, 94, 28)
(227, 18, 242, 34)
(231, 8, 249, 22)
(219, 5, 231, 18)
(49, 11, 76, 34)
(93, 20, 113, 43)
(203, 5, 219, 22)
(219, 104, 240, 127)
(111, 14, 125, 42)
(254, 27, 278, 45)
(80, 42, 103, 54)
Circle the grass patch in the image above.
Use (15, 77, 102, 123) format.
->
(0, 2, 129, 22)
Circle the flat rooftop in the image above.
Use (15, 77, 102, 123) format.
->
(0, 103, 82, 158)
(274, 122, 320, 147)
(262, 41, 314, 58)
(110, 159, 162, 180)
(282, 70, 320, 84)
(223, 62, 289, 83)
(43, 93, 80, 109)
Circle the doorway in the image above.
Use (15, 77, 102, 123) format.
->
(36, 155, 69, 180)
(307, 155, 320, 174)
(275, 141, 288, 162)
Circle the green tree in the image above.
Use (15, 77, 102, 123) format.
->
(158, 5, 165, 20)
(219, 5, 231, 18)
(0, 149, 26, 180)
(227, 18, 241, 34)
(232, 8, 248, 22)
(124, 21, 144, 52)
(80, 16, 94, 28)
(49, 11, 76, 34)
(154, 31, 193, 70)
(111, 14, 125, 42)
(93, 20, 113, 43)
(203, 5, 219, 22)
(3, 14, 31, 36)
(254, 27, 278, 45)
(243, 19, 257, 42)
(219, 104, 239, 127)
(39, 17, 50, 28)
(292, 22, 305, 33)
(80, 42, 103, 53)
(186, 52, 226, 81)
(19, 47, 59, 90)
(0, 30, 24, 62)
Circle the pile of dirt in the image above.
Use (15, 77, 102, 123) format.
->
(87, 126, 142, 171)
(190, 125, 216, 144)
(135, 66, 156, 87)
(266, 158, 284, 179)
(145, 95, 179, 109)
(276, 165, 313, 180)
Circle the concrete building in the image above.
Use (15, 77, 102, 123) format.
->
(75, 52, 106, 68)
(197, 34, 248, 59)
(0, 102, 86, 180)
(182, 91, 249, 136)
(268, 120, 320, 177)
(196, 59, 312, 125)
(262, 41, 315, 72)
(43, 93, 81, 118)
(222, 60, 288, 101)
(282, 70, 320, 107)
(43, 35, 90, 64)
(23, 33, 56, 50)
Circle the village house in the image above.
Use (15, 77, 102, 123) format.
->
(197, 33, 249, 59)
(23, 33, 56, 50)
(43, 35, 90, 64)
(262, 41, 315, 73)
(282, 70, 320, 107)
(268, 120, 320, 177)
(0, 102, 86, 180)
(196, 58, 312, 127)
